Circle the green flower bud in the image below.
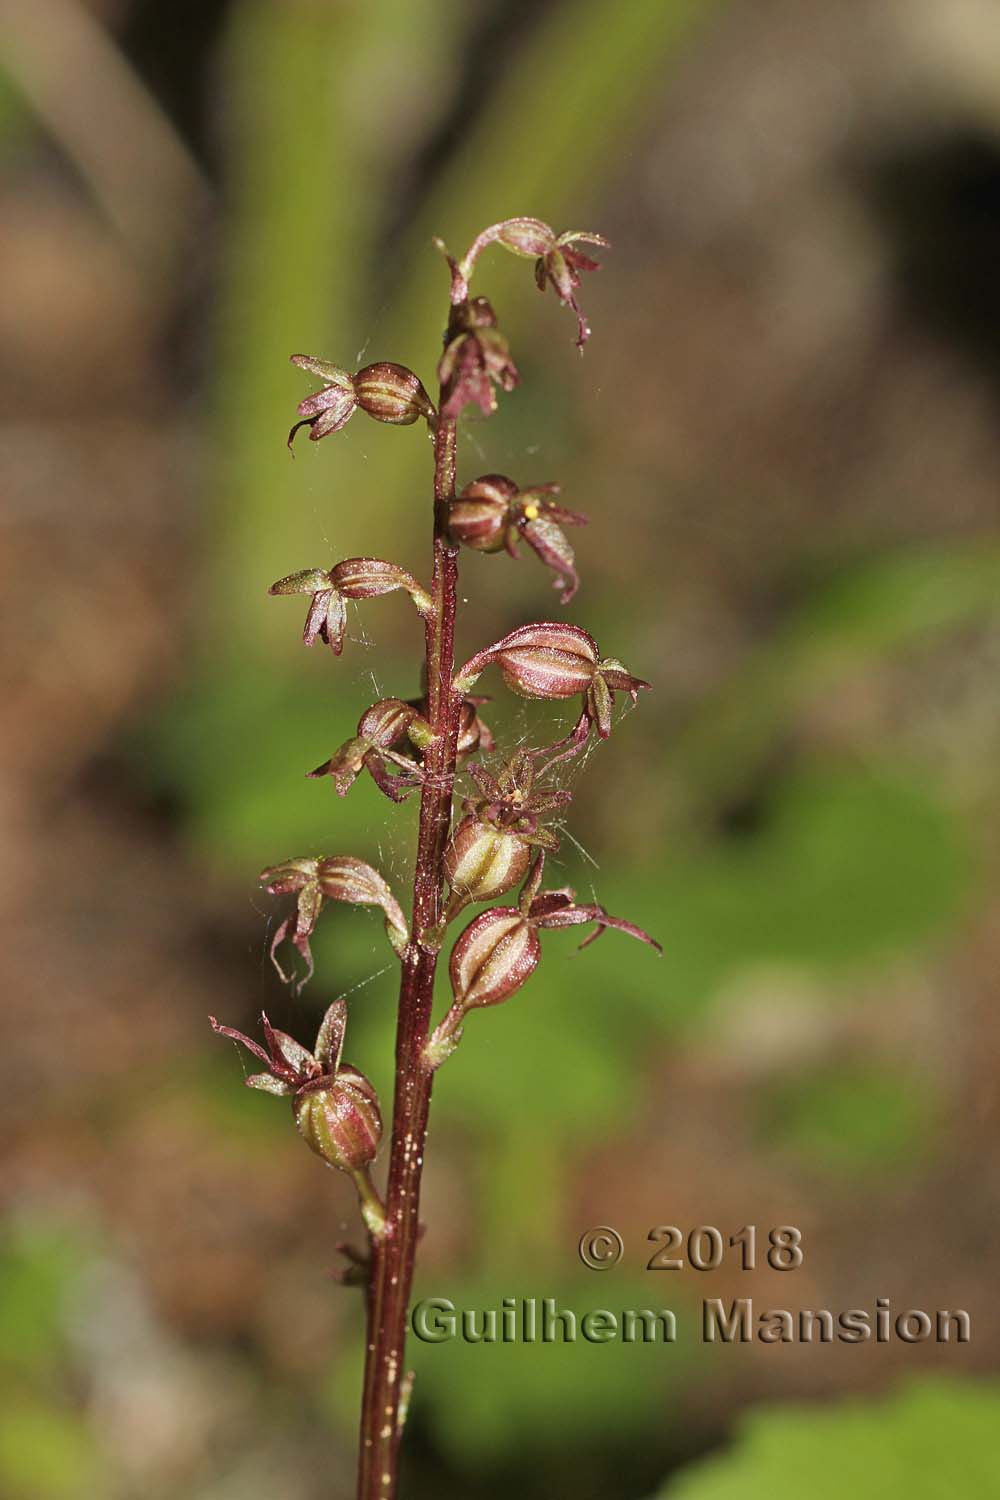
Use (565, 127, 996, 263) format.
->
(443, 814, 532, 907)
(294, 1067, 382, 1173)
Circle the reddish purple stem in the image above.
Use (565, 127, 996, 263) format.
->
(355, 414, 461, 1500)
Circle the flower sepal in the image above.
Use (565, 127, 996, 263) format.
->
(437, 296, 519, 419)
(260, 854, 408, 990)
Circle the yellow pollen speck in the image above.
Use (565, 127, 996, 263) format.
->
(522, 503, 540, 520)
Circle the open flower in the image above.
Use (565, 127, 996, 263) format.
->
(269, 558, 432, 655)
(449, 218, 610, 348)
(309, 698, 436, 803)
(260, 855, 408, 990)
(449, 474, 587, 602)
(210, 1002, 385, 1235)
(442, 750, 570, 918)
(453, 622, 649, 756)
(463, 749, 572, 837)
(495, 219, 609, 348)
(533, 233, 608, 349)
(438, 296, 519, 419)
(425, 853, 660, 1067)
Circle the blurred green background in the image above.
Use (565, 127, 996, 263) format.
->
(3, 1, 1000, 1496)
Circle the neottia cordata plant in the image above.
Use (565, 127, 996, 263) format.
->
(211, 217, 661, 1500)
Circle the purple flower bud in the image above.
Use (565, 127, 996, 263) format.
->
(424, 854, 660, 1069)
(455, 623, 600, 699)
(309, 698, 435, 801)
(288, 355, 435, 447)
(328, 558, 432, 615)
(448, 907, 540, 1009)
(454, 624, 649, 753)
(352, 362, 435, 426)
(211, 1004, 385, 1231)
(294, 1066, 382, 1172)
(448, 475, 519, 553)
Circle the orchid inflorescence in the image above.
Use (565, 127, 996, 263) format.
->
(210, 216, 658, 1500)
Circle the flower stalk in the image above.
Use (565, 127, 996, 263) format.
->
(210, 217, 659, 1500)
(356, 405, 461, 1500)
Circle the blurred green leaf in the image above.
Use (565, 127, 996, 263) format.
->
(754, 1062, 939, 1175)
(407, 1274, 699, 1467)
(652, 762, 970, 1027)
(0, 1399, 103, 1500)
(0, 65, 31, 151)
(659, 1379, 1000, 1498)
(679, 541, 1000, 801)
(0, 1228, 84, 1380)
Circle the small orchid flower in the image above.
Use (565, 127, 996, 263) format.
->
(449, 474, 587, 602)
(210, 1002, 385, 1235)
(269, 559, 432, 655)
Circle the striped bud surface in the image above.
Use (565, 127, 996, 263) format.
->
(294, 1066, 382, 1171)
(449, 908, 541, 1009)
(448, 475, 518, 552)
(328, 558, 432, 616)
(497, 624, 598, 699)
(259, 857, 320, 895)
(443, 815, 532, 904)
(353, 362, 434, 425)
(356, 698, 420, 749)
